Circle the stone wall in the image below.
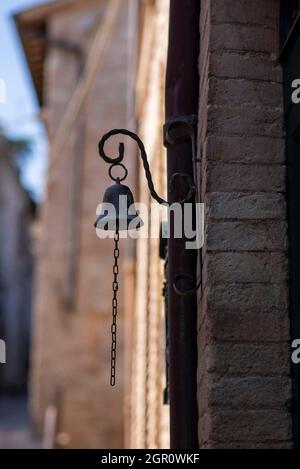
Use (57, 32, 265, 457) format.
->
(128, 0, 170, 449)
(30, 0, 136, 448)
(197, 0, 292, 448)
(0, 136, 34, 393)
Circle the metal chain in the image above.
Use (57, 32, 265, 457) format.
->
(111, 229, 119, 386)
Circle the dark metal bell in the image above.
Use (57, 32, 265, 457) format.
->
(94, 183, 143, 231)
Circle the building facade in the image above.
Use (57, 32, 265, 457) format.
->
(128, 0, 170, 449)
(16, 0, 300, 449)
(131, 0, 293, 449)
(0, 134, 35, 393)
(16, 0, 139, 448)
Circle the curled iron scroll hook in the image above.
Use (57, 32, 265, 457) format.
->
(98, 129, 168, 206)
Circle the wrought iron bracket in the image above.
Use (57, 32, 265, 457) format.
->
(163, 114, 200, 201)
(173, 273, 201, 297)
(164, 115, 202, 298)
(98, 128, 197, 206)
(163, 114, 197, 148)
(98, 129, 168, 206)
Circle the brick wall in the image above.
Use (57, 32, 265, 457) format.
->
(197, 0, 292, 448)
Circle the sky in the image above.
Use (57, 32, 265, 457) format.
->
(0, 0, 52, 201)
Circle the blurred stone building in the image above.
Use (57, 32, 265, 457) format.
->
(15, 0, 170, 448)
(0, 134, 35, 393)
(15, 0, 136, 449)
(128, 0, 169, 449)
(15, 0, 300, 450)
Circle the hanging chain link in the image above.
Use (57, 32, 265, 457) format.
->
(110, 229, 119, 386)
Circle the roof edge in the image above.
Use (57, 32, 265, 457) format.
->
(14, 0, 88, 25)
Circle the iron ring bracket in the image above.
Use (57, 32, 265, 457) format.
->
(173, 273, 201, 297)
(108, 163, 128, 183)
(164, 115, 202, 297)
(169, 172, 196, 204)
(163, 115, 197, 147)
(163, 114, 199, 203)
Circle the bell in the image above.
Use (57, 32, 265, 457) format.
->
(94, 183, 143, 231)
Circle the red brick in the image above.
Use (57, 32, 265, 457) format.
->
(206, 221, 288, 251)
(209, 77, 282, 107)
(204, 409, 292, 442)
(211, 23, 278, 54)
(207, 105, 283, 138)
(211, 0, 278, 27)
(201, 343, 290, 376)
(203, 440, 292, 449)
(198, 311, 290, 343)
(203, 283, 288, 314)
(203, 252, 288, 284)
(203, 162, 285, 193)
(209, 376, 291, 409)
(203, 135, 285, 164)
(210, 51, 282, 83)
(206, 192, 286, 220)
